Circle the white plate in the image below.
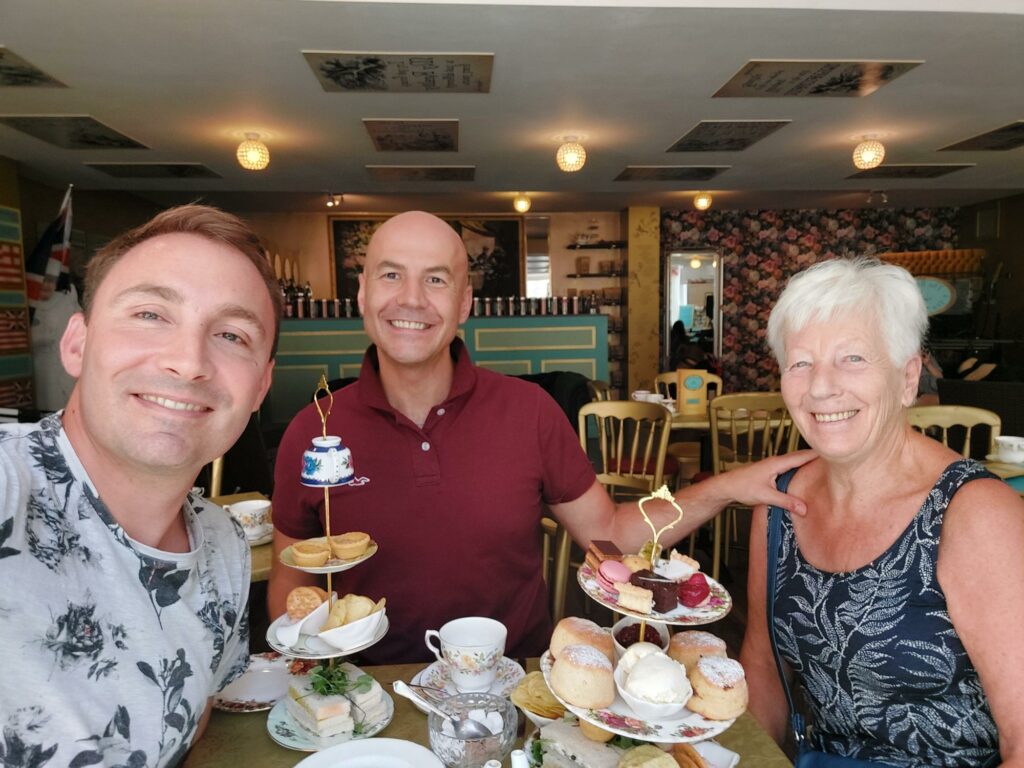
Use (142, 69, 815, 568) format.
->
(267, 614, 389, 659)
(985, 453, 1024, 468)
(280, 538, 379, 574)
(405, 658, 526, 715)
(524, 730, 739, 768)
(294, 738, 443, 767)
(266, 688, 394, 752)
(578, 563, 732, 626)
(247, 527, 274, 547)
(539, 651, 734, 744)
(213, 652, 289, 712)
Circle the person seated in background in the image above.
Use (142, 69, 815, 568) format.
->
(0, 205, 281, 766)
(269, 211, 814, 664)
(668, 320, 714, 372)
(740, 257, 1023, 766)
(915, 334, 944, 405)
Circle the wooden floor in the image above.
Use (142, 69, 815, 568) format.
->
(561, 508, 754, 657)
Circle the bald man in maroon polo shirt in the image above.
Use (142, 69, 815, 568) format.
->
(269, 211, 812, 664)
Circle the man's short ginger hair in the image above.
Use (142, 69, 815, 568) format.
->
(83, 204, 282, 358)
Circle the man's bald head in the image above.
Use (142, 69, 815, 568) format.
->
(365, 211, 468, 281)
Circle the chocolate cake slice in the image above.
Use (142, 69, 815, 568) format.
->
(629, 568, 678, 613)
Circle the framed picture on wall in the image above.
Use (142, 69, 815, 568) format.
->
(331, 215, 524, 300)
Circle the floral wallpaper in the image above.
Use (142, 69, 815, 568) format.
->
(661, 207, 959, 392)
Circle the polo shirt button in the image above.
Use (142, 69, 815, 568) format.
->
(437, 408, 446, 416)
(421, 441, 430, 451)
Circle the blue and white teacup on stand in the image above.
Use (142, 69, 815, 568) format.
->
(301, 436, 355, 487)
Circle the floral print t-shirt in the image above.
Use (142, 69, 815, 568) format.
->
(773, 460, 999, 767)
(0, 414, 250, 767)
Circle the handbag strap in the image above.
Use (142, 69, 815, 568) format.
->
(766, 468, 806, 748)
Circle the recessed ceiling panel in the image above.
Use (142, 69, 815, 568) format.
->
(846, 164, 974, 179)
(0, 115, 146, 149)
(0, 48, 65, 87)
(304, 51, 492, 93)
(614, 166, 729, 182)
(939, 122, 1024, 152)
(715, 60, 921, 98)
(365, 165, 475, 181)
(86, 163, 221, 179)
(363, 119, 459, 151)
(667, 120, 790, 152)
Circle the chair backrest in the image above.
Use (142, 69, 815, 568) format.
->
(907, 404, 1001, 458)
(578, 400, 672, 497)
(587, 379, 612, 402)
(675, 369, 723, 415)
(541, 516, 572, 623)
(709, 392, 800, 474)
(654, 372, 677, 400)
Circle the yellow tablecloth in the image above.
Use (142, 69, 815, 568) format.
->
(183, 660, 792, 767)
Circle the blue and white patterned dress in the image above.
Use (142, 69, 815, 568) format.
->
(773, 460, 999, 767)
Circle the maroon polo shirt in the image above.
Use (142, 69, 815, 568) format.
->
(272, 340, 596, 664)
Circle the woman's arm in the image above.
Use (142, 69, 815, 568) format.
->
(939, 478, 1024, 767)
(740, 504, 791, 745)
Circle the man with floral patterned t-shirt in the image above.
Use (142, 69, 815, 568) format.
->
(0, 205, 280, 766)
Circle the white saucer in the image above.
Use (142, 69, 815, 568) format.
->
(406, 658, 525, 714)
(295, 738, 443, 767)
(247, 526, 274, 547)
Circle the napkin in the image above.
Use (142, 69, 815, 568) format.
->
(693, 739, 740, 768)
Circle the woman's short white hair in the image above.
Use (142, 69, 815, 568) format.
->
(767, 257, 927, 367)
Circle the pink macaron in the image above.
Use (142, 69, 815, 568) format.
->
(597, 559, 632, 594)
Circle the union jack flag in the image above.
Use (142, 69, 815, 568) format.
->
(24, 184, 72, 320)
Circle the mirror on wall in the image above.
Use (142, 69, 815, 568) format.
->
(525, 215, 551, 297)
(663, 250, 722, 371)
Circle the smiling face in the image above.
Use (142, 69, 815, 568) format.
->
(60, 232, 276, 477)
(357, 212, 472, 373)
(780, 313, 920, 465)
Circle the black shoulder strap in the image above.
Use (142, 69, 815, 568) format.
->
(766, 468, 805, 747)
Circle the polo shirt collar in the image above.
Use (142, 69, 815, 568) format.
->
(358, 337, 477, 416)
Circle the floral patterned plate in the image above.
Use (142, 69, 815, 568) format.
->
(577, 563, 732, 626)
(213, 652, 289, 712)
(267, 687, 394, 752)
(403, 658, 526, 714)
(266, 614, 389, 660)
(539, 651, 734, 743)
(524, 730, 739, 768)
(279, 538, 378, 574)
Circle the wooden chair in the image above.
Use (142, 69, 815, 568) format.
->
(541, 516, 572, 623)
(578, 400, 673, 501)
(705, 392, 801, 581)
(907, 404, 1001, 459)
(588, 379, 612, 402)
(674, 369, 723, 415)
(656, 370, 720, 489)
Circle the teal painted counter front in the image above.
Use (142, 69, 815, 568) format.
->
(264, 315, 608, 432)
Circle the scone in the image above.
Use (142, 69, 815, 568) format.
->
(686, 656, 748, 720)
(617, 744, 677, 767)
(548, 644, 615, 709)
(550, 617, 615, 665)
(291, 539, 331, 567)
(329, 531, 370, 560)
(668, 630, 727, 673)
(286, 586, 328, 621)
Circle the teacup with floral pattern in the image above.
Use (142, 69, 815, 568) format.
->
(425, 617, 507, 692)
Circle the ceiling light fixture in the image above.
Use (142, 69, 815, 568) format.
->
(690, 257, 702, 269)
(325, 193, 343, 208)
(693, 191, 713, 211)
(513, 193, 532, 213)
(852, 137, 885, 170)
(556, 137, 586, 173)
(237, 132, 270, 171)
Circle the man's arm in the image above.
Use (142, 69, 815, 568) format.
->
(549, 450, 814, 554)
(267, 530, 322, 619)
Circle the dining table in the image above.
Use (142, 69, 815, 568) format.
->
(210, 490, 274, 582)
(183, 659, 793, 767)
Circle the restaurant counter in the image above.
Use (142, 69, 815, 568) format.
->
(184, 660, 792, 767)
(262, 316, 609, 435)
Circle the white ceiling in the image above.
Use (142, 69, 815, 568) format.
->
(2, 0, 1022, 213)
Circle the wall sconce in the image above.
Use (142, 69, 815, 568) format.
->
(512, 194, 532, 213)
(556, 137, 586, 172)
(853, 138, 885, 170)
(693, 191, 713, 211)
(325, 193, 344, 208)
(237, 132, 270, 171)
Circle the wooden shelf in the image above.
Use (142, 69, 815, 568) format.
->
(566, 241, 627, 250)
(566, 272, 626, 279)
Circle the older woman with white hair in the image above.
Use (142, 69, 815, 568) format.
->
(740, 258, 1024, 767)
